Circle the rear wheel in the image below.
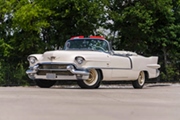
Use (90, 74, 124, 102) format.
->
(35, 79, 56, 88)
(77, 69, 102, 89)
(132, 71, 146, 89)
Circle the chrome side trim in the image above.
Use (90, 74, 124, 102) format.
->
(32, 62, 133, 70)
(85, 67, 132, 70)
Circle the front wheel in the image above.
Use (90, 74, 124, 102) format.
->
(132, 71, 146, 89)
(34, 79, 56, 88)
(77, 69, 102, 89)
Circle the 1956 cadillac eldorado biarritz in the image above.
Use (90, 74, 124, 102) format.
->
(26, 36, 160, 89)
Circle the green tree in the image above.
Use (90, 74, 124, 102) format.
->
(102, 0, 180, 81)
(0, 0, 105, 85)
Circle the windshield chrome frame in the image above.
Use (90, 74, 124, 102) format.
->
(64, 38, 112, 54)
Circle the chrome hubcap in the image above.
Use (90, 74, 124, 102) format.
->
(84, 69, 98, 86)
(138, 72, 145, 86)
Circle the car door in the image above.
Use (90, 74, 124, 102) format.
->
(108, 54, 132, 79)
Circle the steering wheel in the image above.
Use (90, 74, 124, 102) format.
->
(92, 46, 106, 52)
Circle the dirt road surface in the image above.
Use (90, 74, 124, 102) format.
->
(0, 83, 179, 120)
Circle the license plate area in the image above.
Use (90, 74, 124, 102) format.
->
(46, 73, 56, 79)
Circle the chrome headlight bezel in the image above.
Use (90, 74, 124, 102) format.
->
(28, 56, 37, 64)
(75, 56, 85, 64)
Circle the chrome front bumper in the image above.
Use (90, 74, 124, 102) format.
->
(26, 65, 90, 80)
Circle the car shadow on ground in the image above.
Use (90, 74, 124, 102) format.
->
(48, 83, 173, 90)
(146, 83, 171, 88)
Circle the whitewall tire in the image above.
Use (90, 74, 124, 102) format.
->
(132, 71, 146, 89)
(77, 69, 102, 89)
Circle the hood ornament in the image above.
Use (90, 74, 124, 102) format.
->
(48, 56, 56, 61)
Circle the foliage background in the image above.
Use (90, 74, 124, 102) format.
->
(0, 0, 179, 86)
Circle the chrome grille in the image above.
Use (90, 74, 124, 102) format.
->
(37, 64, 74, 75)
(39, 64, 67, 69)
(37, 71, 73, 75)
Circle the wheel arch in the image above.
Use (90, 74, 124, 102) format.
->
(96, 69, 103, 80)
(144, 71, 149, 80)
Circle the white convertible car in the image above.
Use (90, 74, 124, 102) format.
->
(26, 36, 160, 89)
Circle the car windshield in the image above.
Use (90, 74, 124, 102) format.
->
(64, 39, 109, 52)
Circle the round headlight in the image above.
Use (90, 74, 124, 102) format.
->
(75, 57, 85, 64)
(28, 57, 37, 64)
